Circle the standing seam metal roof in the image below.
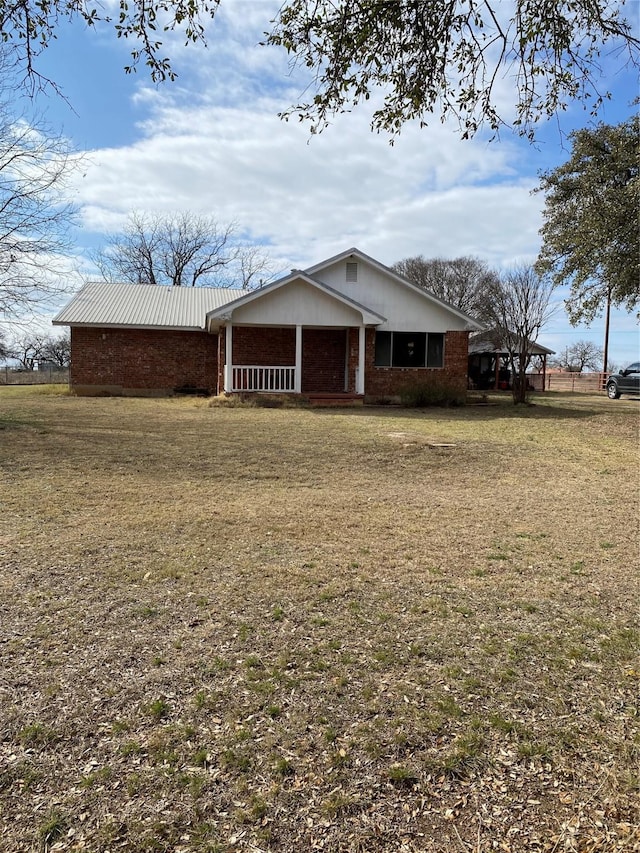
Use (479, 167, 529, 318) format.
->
(52, 282, 239, 329)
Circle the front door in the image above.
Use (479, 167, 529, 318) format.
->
(301, 329, 347, 393)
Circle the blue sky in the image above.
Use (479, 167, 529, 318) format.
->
(12, 0, 640, 366)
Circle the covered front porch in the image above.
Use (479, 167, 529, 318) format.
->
(219, 324, 367, 396)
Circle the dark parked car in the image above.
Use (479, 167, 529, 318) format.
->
(606, 362, 640, 399)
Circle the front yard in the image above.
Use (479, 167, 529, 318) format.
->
(0, 388, 638, 851)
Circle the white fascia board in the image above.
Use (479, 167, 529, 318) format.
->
(306, 246, 484, 331)
(206, 271, 386, 329)
(205, 271, 298, 326)
(54, 321, 206, 332)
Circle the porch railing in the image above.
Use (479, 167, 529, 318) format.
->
(231, 365, 296, 392)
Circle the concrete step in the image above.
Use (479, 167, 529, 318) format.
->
(306, 393, 364, 407)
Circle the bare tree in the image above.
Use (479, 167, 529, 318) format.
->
(94, 211, 274, 289)
(41, 331, 70, 368)
(484, 266, 556, 404)
(94, 212, 235, 286)
(93, 212, 163, 284)
(0, 328, 9, 361)
(551, 340, 604, 373)
(0, 53, 77, 320)
(235, 245, 275, 291)
(10, 331, 48, 370)
(393, 255, 499, 318)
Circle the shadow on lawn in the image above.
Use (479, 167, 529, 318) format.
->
(311, 398, 609, 422)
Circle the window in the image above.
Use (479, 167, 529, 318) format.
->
(346, 261, 358, 282)
(374, 331, 445, 368)
(427, 333, 444, 367)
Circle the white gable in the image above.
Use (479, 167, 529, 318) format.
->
(307, 251, 481, 333)
(231, 278, 365, 326)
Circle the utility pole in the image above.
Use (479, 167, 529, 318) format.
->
(602, 285, 612, 388)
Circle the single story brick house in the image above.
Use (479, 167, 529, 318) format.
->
(53, 247, 483, 401)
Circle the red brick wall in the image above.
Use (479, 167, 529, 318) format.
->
(364, 329, 470, 400)
(217, 329, 226, 395)
(347, 328, 359, 393)
(301, 329, 347, 393)
(231, 327, 296, 365)
(70, 327, 218, 395)
(224, 326, 349, 394)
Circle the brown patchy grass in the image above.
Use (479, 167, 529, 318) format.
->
(0, 387, 638, 852)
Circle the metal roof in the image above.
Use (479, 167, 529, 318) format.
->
(53, 282, 239, 330)
(469, 331, 555, 356)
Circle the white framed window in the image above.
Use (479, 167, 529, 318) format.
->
(346, 261, 358, 282)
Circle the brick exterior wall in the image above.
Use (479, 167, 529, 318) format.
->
(70, 324, 470, 398)
(70, 327, 218, 395)
(232, 327, 296, 365)
(347, 328, 359, 393)
(301, 329, 347, 393)
(364, 329, 470, 401)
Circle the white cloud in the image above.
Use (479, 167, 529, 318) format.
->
(74, 85, 540, 274)
(38, 1, 638, 365)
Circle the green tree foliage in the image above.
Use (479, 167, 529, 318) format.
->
(0, 2, 638, 138)
(0, 0, 221, 87)
(269, 1, 639, 139)
(536, 115, 640, 324)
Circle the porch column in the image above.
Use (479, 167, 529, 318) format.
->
(294, 324, 302, 393)
(224, 323, 233, 392)
(356, 325, 366, 395)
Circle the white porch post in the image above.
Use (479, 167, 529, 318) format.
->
(356, 325, 366, 395)
(294, 325, 302, 393)
(224, 323, 233, 392)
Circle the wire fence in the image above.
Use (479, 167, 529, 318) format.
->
(0, 367, 69, 386)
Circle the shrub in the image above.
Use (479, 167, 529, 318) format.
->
(399, 382, 465, 407)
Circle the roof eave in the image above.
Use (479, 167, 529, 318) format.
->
(206, 270, 387, 329)
(55, 321, 206, 332)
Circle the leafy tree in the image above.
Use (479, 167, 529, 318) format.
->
(482, 266, 555, 404)
(0, 54, 77, 319)
(536, 116, 640, 325)
(393, 256, 499, 318)
(269, 1, 639, 139)
(0, 2, 638, 139)
(550, 340, 604, 373)
(93, 212, 273, 289)
(0, 0, 221, 88)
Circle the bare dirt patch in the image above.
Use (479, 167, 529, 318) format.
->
(0, 388, 638, 851)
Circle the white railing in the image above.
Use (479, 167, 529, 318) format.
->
(231, 365, 296, 392)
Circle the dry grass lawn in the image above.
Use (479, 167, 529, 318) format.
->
(0, 387, 638, 852)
